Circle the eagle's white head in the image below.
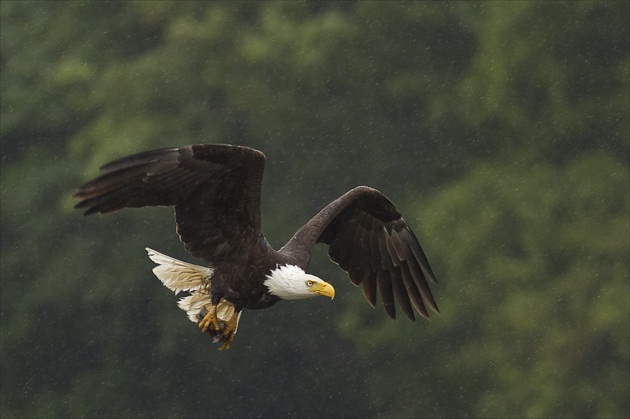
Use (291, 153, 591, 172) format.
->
(264, 265, 335, 300)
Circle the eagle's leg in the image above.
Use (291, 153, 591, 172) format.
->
(198, 303, 220, 333)
(217, 311, 240, 351)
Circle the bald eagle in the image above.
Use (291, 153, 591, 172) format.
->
(74, 144, 439, 349)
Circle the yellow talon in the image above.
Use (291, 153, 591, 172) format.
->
(216, 312, 239, 350)
(198, 305, 220, 333)
(198, 304, 239, 350)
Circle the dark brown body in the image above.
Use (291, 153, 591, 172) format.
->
(210, 241, 289, 310)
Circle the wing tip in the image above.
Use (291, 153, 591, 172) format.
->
(383, 303, 396, 320)
(80, 206, 98, 216)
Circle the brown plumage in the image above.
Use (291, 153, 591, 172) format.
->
(74, 144, 438, 347)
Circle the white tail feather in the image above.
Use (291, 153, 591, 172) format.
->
(146, 248, 242, 334)
(146, 248, 210, 293)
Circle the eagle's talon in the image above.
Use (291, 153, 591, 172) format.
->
(215, 312, 239, 350)
(198, 305, 220, 333)
(198, 304, 237, 349)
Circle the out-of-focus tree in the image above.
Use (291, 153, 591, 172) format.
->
(455, 2, 629, 164)
(1, 1, 627, 417)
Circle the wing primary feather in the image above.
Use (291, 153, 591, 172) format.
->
(376, 270, 396, 319)
(97, 147, 181, 172)
(384, 226, 402, 266)
(390, 269, 415, 321)
(400, 262, 430, 319)
(391, 230, 439, 314)
(75, 164, 197, 214)
(74, 162, 157, 198)
(370, 226, 395, 319)
(402, 225, 438, 285)
(362, 274, 377, 307)
(407, 258, 440, 314)
(78, 181, 165, 215)
(391, 230, 438, 314)
(378, 229, 414, 320)
(77, 183, 141, 215)
(386, 229, 429, 319)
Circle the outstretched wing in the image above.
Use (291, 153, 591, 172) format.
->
(74, 144, 266, 265)
(282, 186, 438, 320)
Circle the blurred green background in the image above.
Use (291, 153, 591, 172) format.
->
(1, 1, 628, 418)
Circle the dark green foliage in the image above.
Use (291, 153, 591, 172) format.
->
(1, 1, 627, 417)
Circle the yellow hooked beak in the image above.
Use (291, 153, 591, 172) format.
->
(312, 281, 335, 299)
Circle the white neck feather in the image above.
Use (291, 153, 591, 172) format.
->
(264, 265, 312, 300)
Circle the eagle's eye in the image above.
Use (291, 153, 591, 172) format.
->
(306, 280, 314, 287)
